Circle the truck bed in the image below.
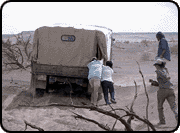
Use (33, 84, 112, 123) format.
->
(32, 61, 89, 79)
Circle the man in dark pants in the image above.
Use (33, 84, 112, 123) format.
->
(153, 58, 178, 126)
(101, 61, 116, 105)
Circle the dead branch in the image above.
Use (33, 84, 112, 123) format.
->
(136, 61, 150, 131)
(19, 103, 133, 131)
(22, 34, 32, 61)
(2, 44, 22, 69)
(126, 80, 138, 126)
(109, 104, 118, 130)
(19, 103, 156, 131)
(2, 34, 32, 70)
(13, 34, 21, 45)
(2, 38, 11, 48)
(2, 49, 16, 61)
(109, 107, 156, 131)
(2, 52, 25, 69)
(14, 46, 24, 64)
(121, 113, 156, 131)
(112, 118, 118, 131)
(108, 108, 130, 115)
(24, 120, 44, 131)
(71, 112, 111, 131)
(14, 33, 30, 61)
(131, 80, 138, 111)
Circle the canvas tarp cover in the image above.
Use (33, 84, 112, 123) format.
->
(31, 26, 107, 67)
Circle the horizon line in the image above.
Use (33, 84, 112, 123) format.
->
(2, 31, 178, 35)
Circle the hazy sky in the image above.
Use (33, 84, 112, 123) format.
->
(2, 2, 179, 34)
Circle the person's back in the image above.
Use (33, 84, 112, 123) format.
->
(101, 65, 113, 83)
(87, 59, 103, 80)
(156, 32, 171, 61)
(101, 61, 116, 105)
(87, 57, 103, 106)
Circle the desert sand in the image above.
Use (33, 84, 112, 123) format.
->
(2, 37, 178, 131)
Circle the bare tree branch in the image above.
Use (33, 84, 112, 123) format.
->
(2, 38, 11, 48)
(3, 62, 19, 65)
(108, 107, 156, 131)
(24, 120, 44, 131)
(19, 103, 156, 131)
(71, 112, 111, 131)
(24, 123, 27, 131)
(2, 49, 17, 62)
(13, 34, 21, 45)
(126, 80, 138, 127)
(24, 34, 32, 61)
(121, 113, 156, 131)
(136, 61, 150, 131)
(2, 48, 25, 70)
(14, 46, 24, 64)
(2, 50, 17, 61)
(2, 34, 32, 70)
(19, 103, 133, 131)
(131, 80, 138, 110)
(25, 64, 31, 68)
(108, 108, 130, 115)
(109, 105, 118, 131)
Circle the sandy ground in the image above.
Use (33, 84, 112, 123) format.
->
(2, 41, 178, 131)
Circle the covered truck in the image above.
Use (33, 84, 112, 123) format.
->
(29, 24, 114, 95)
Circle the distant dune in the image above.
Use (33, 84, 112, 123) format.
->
(2, 31, 178, 45)
(113, 32, 178, 43)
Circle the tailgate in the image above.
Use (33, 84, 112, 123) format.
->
(32, 62, 89, 78)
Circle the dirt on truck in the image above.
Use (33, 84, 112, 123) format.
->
(29, 25, 113, 98)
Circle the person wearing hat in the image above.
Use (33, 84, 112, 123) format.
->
(153, 58, 178, 126)
(156, 31, 171, 75)
(87, 57, 103, 106)
(101, 61, 116, 105)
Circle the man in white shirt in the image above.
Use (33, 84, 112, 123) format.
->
(101, 61, 116, 105)
(87, 57, 103, 106)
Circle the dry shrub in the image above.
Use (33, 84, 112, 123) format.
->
(141, 40, 149, 47)
(2, 34, 32, 71)
(170, 37, 176, 42)
(170, 44, 178, 55)
(124, 40, 129, 44)
(141, 52, 154, 61)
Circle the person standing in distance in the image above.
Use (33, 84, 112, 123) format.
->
(156, 31, 171, 75)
